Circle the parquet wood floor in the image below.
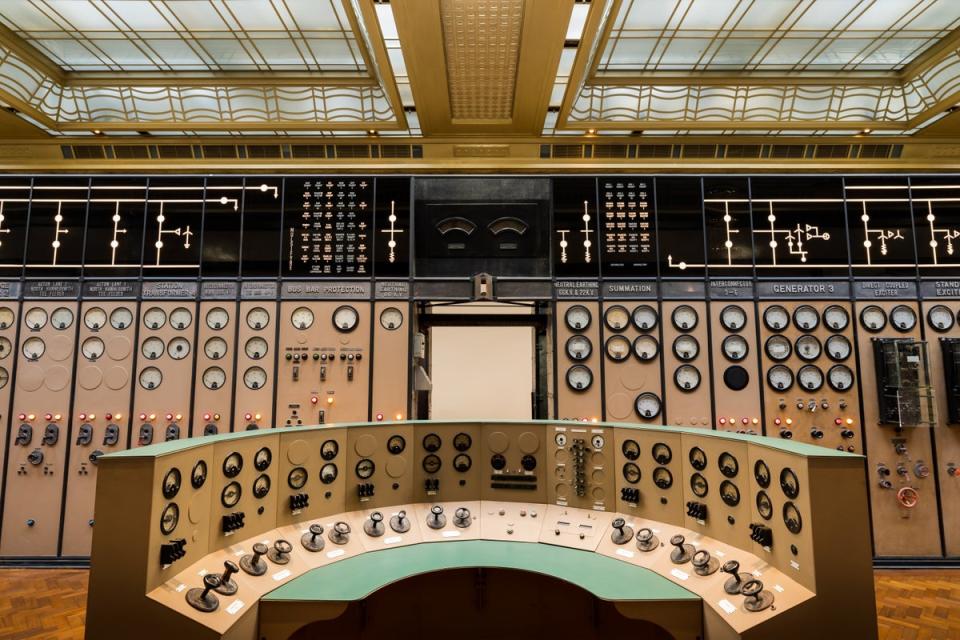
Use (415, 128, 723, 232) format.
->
(0, 568, 957, 639)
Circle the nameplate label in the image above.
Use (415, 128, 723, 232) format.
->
(82, 280, 139, 298)
(141, 281, 198, 299)
(200, 281, 238, 299)
(23, 280, 80, 298)
(282, 281, 371, 300)
(375, 280, 410, 299)
(757, 280, 849, 299)
(853, 280, 917, 299)
(0, 281, 22, 299)
(709, 279, 754, 299)
(241, 281, 278, 299)
(602, 281, 657, 299)
(661, 280, 705, 299)
(920, 280, 960, 298)
(555, 280, 599, 299)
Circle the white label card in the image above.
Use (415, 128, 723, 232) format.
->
(273, 569, 291, 581)
(718, 599, 737, 614)
(442, 530, 461, 538)
(670, 569, 689, 581)
(327, 549, 345, 559)
(616, 549, 635, 559)
(226, 600, 244, 615)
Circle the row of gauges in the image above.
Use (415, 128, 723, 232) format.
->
(754, 460, 803, 535)
(138, 364, 267, 391)
(566, 334, 698, 362)
(220, 448, 274, 507)
(288, 439, 340, 489)
(159, 460, 209, 536)
(290, 305, 403, 332)
(565, 303, 741, 334)
(135, 336, 269, 361)
(621, 439, 673, 488)
(688, 447, 741, 505)
(422, 431, 473, 474)
(766, 363, 854, 392)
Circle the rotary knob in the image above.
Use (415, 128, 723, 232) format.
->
(329, 521, 351, 545)
(453, 507, 472, 528)
(390, 510, 411, 533)
(364, 511, 385, 537)
(636, 527, 659, 552)
(721, 560, 751, 595)
(669, 534, 694, 564)
(267, 539, 292, 565)
(427, 505, 446, 530)
(214, 560, 239, 596)
(301, 523, 325, 552)
(741, 579, 775, 612)
(691, 549, 719, 576)
(185, 574, 221, 613)
(610, 517, 634, 545)
(240, 542, 268, 576)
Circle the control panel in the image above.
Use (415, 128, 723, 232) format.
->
(662, 301, 711, 428)
(192, 303, 236, 437)
(233, 301, 276, 431)
(556, 302, 602, 420)
(711, 302, 762, 432)
(600, 302, 663, 424)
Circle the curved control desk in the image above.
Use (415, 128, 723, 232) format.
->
(84, 420, 878, 640)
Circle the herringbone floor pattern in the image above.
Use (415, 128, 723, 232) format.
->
(0, 568, 957, 639)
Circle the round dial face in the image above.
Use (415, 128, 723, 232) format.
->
(718, 452, 739, 478)
(604, 305, 630, 331)
(635, 392, 662, 419)
(167, 337, 191, 360)
(720, 305, 747, 331)
(205, 307, 229, 330)
(453, 433, 472, 451)
(633, 335, 659, 361)
(423, 433, 442, 452)
(143, 307, 166, 329)
(245, 337, 268, 360)
(792, 305, 819, 331)
(764, 335, 792, 361)
(564, 305, 591, 331)
(141, 337, 164, 360)
(355, 458, 375, 479)
(160, 503, 179, 535)
(291, 307, 314, 329)
(81, 337, 105, 360)
(827, 364, 854, 391)
(51, 307, 73, 330)
(321, 440, 339, 460)
(110, 307, 133, 330)
(653, 467, 673, 489)
(632, 305, 658, 331)
(795, 335, 822, 361)
(763, 305, 789, 331)
(674, 364, 701, 391)
(690, 472, 709, 498)
(720, 480, 741, 506)
(0, 336, 9, 359)
(453, 454, 472, 472)
(288, 467, 308, 490)
(797, 365, 824, 391)
(689, 446, 707, 470)
(254, 447, 272, 471)
(672, 335, 699, 361)
(860, 305, 887, 331)
(722, 335, 749, 362)
(139, 366, 162, 390)
(826, 334, 852, 361)
(566, 365, 593, 391)
(22, 337, 45, 360)
(333, 305, 359, 332)
(191, 461, 207, 489)
(422, 454, 442, 474)
(320, 463, 338, 484)
(223, 452, 243, 477)
(204, 337, 227, 360)
(756, 491, 773, 520)
(202, 367, 226, 390)
(604, 335, 631, 361)
(621, 439, 640, 460)
(243, 366, 268, 390)
(84, 307, 107, 330)
(671, 305, 698, 331)
(780, 468, 800, 499)
(246, 307, 270, 330)
(169, 307, 192, 330)
(380, 307, 403, 330)
(754, 460, 771, 487)
(927, 305, 955, 331)
(0, 307, 14, 329)
(162, 468, 181, 499)
(766, 364, 793, 391)
(387, 435, 406, 454)
(566, 335, 592, 361)
(823, 305, 849, 331)
(220, 482, 241, 508)
(891, 305, 917, 332)
(25, 307, 47, 330)
(783, 502, 803, 534)
(652, 442, 672, 465)
(622, 462, 641, 484)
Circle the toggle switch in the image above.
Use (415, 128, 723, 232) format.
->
(76, 424, 93, 446)
(42, 424, 59, 446)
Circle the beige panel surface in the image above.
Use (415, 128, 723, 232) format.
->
(232, 302, 277, 431)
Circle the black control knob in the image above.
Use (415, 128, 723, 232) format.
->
(364, 511, 385, 537)
(427, 505, 446, 530)
(301, 524, 325, 552)
(610, 517, 634, 545)
(454, 507, 472, 528)
(186, 574, 220, 613)
(240, 542, 268, 576)
(692, 549, 719, 576)
(267, 539, 292, 565)
(841, 428, 855, 439)
(214, 560, 239, 596)
(329, 521, 351, 545)
(741, 579, 774, 612)
(721, 560, 750, 595)
(779, 429, 792, 439)
(27, 449, 44, 465)
(15, 424, 32, 446)
(390, 510, 411, 533)
(810, 427, 824, 439)
(88, 450, 104, 465)
(636, 527, 659, 552)
(669, 534, 694, 564)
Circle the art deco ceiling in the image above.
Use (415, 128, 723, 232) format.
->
(0, 0, 958, 140)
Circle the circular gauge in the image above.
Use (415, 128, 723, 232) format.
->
(690, 472, 709, 498)
(653, 467, 673, 489)
(593, 435, 607, 451)
(170, 307, 192, 330)
(453, 433, 472, 451)
(423, 433, 442, 452)
(674, 364, 701, 391)
(756, 491, 773, 520)
(566, 365, 593, 391)
(160, 503, 179, 535)
(22, 337, 45, 360)
(291, 307, 314, 330)
(288, 467, 308, 490)
(827, 364, 854, 392)
(795, 335, 822, 361)
(321, 440, 339, 460)
(766, 365, 794, 391)
(604, 305, 630, 331)
(246, 307, 270, 330)
(110, 307, 133, 330)
(671, 305, 698, 331)
(355, 458, 375, 479)
(826, 334, 852, 361)
(792, 305, 820, 331)
(220, 482, 241, 508)
(632, 305, 658, 331)
(635, 392, 662, 419)
(672, 335, 699, 361)
(422, 454, 442, 474)
(720, 305, 747, 332)
(0, 367, 9, 390)
(763, 305, 789, 332)
(0, 336, 9, 359)
(891, 305, 917, 332)
(453, 454, 472, 472)
(652, 443, 672, 465)
(622, 462, 641, 484)
(565, 305, 591, 331)
(254, 447, 272, 471)
(824, 305, 849, 331)
(780, 468, 800, 499)
(798, 365, 824, 391)
(621, 439, 640, 460)
(191, 460, 207, 489)
(722, 335, 749, 362)
(245, 337, 268, 360)
(141, 337, 164, 360)
(566, 335, 592, 361)
(0, 307, 14, 329)
(927, 305, 955, 332)
(84, 307, 107, 330)
(143, 307, 166, 329)
(162, 468, 182, 499)
(689, 446, 707, 470)
(633, 335, 659, 361)
(859, 305, 887, 332)
(380, 307, 403, 330)
(167, 337, 191, 360)
(754, 460, 771, 488)
(253, 474, 271, 499)
(205, 307, 229, 330)
(25, 307, 47, 330)
(720, 480, 741, 507)
(718, 452, 739, 478)
(783, 502, 803, 534)
(387, 435, 406, 454)
(137, 364, 162, 388)
(333, 305, 359, 332)
(223, 452, 243, 477)
(204, 337, 227, 360)
(764, 335, 792, 361)
(243, 367, 267, 390)
(81, 337, 105, 360)
(320, 463, 338, 484)
(604, 335, 631, 361)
